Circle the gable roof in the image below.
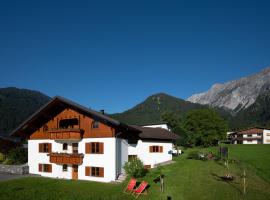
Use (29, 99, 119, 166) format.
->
(10, 96, 179, 141)
(233, 127, 266, 135)
(131, 125, 179, 140)
(10, 96, 139, 137)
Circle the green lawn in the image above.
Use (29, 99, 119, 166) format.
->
(0, 145, 270, 200)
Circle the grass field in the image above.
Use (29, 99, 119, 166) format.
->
(0, 145, 270, 200)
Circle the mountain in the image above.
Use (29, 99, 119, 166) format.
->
(187, 67, 270, 112)
(111, 93, 212, 125)
(230, 90, 270, 129)
(0, 87, 51, 136)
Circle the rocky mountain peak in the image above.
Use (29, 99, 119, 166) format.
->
(187, 67, 270, 112)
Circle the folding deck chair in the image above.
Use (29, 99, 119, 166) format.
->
(132, 181, 148, 199)
(123, 177, 137, 193)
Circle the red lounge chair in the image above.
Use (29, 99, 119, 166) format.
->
(132, 181, 148, 199)
(123, 178, 137, 193)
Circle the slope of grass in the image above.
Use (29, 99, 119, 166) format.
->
(0, 147, 270, 200)
(224, 144, 270, 183)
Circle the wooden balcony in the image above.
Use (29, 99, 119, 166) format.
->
(49, 153, 84, 165)
(48, 128, 84, 140)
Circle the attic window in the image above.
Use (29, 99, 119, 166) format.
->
(91, 121, 99, 129)
(59, 118, 78, 129)
(43, 125, 48, 132)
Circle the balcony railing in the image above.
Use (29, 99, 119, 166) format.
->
(49, 153, 84, 165)
(48, 128, 84, 140)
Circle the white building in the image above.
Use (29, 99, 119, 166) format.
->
(10, 96, 178, 182)
(230, 127, 270, 144)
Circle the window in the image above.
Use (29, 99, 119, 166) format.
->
(85, 166, 104, 177)
(128, 155, 137, 161)
(39, 143, 51, 153)
(85, 142, 104, 154)
(149, 146, 163, 153)
(63, 164, 67, 172)
(59, 118, 78, 129)
(39, 164, 52, 173)
(43, 125, 48, 132)
(72, 143, 78, 154)
(63, 143, 68, 150)
(247, 134, 252, 137)
(91, 121, 99, 129)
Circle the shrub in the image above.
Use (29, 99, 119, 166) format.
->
(6, 148, 27, 165)
(0, 153, 5, 163)
(124, 158, 146, 178)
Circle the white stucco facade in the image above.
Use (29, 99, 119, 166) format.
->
(128, 140, 173, 168)
(28, 137, 174, 182)
(263, 129, 270, 144)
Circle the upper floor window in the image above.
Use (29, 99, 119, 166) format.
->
(247, 134, 252, 137)
(43, 125, 48, 132)
(59, 118, 78, 129)
(85, 142, 104, 154)
(91, 121, 99, 129)
(39, 143, 51, 153)
(63, 143, 68, 150)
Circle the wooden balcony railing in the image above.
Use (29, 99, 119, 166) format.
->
(48, 128, 84, 140)
(49, 153, 84, 165)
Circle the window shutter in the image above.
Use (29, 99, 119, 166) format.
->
(160, 146, 163, 153)
(99, 143, 104, 154)
(85, 143, 90, 154)
(99, 167, 104, 177)
(48, 143, 52, 153)
(149, 146, 153, 153)
(38, 164, 42, 172)
(85, 167, 90, 176)
(48, 164, 52, 173)
(89, 142, 93, 153)
(39, 144, 43, 153)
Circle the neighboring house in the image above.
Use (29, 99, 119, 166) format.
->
(230, 127, 270, 144)
(10, 96, 178, 182)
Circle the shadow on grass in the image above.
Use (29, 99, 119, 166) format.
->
(211, 173, 242, 195)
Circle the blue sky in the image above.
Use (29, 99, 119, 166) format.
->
(0, 0, 270, 113)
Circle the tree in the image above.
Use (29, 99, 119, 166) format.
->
(161, 111, 181, 129)
(180, 109, 228, 147)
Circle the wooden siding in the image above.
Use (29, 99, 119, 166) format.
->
(29, 108, 115, 139)
(49, 153, 84, 165)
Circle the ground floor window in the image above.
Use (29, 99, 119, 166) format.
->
(85, 166, 104, 177)
(63, 164, 68, 172)
(149, 145, 163, 153)
(39, 164, 52, 173)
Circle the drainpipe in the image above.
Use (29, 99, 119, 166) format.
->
(115, 131, 122, 180)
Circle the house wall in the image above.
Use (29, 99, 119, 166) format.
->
(28, 138, 117, 182)
(263, 130, 270, 144)
(116, 138, 128, 176)
(128, 140, 173, 168)
(79, 138, 117, 182)
(243, 140, 258, 144)
(243, 134, 260, 138)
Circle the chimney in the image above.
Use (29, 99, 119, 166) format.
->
(100, 109, 105, 115)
